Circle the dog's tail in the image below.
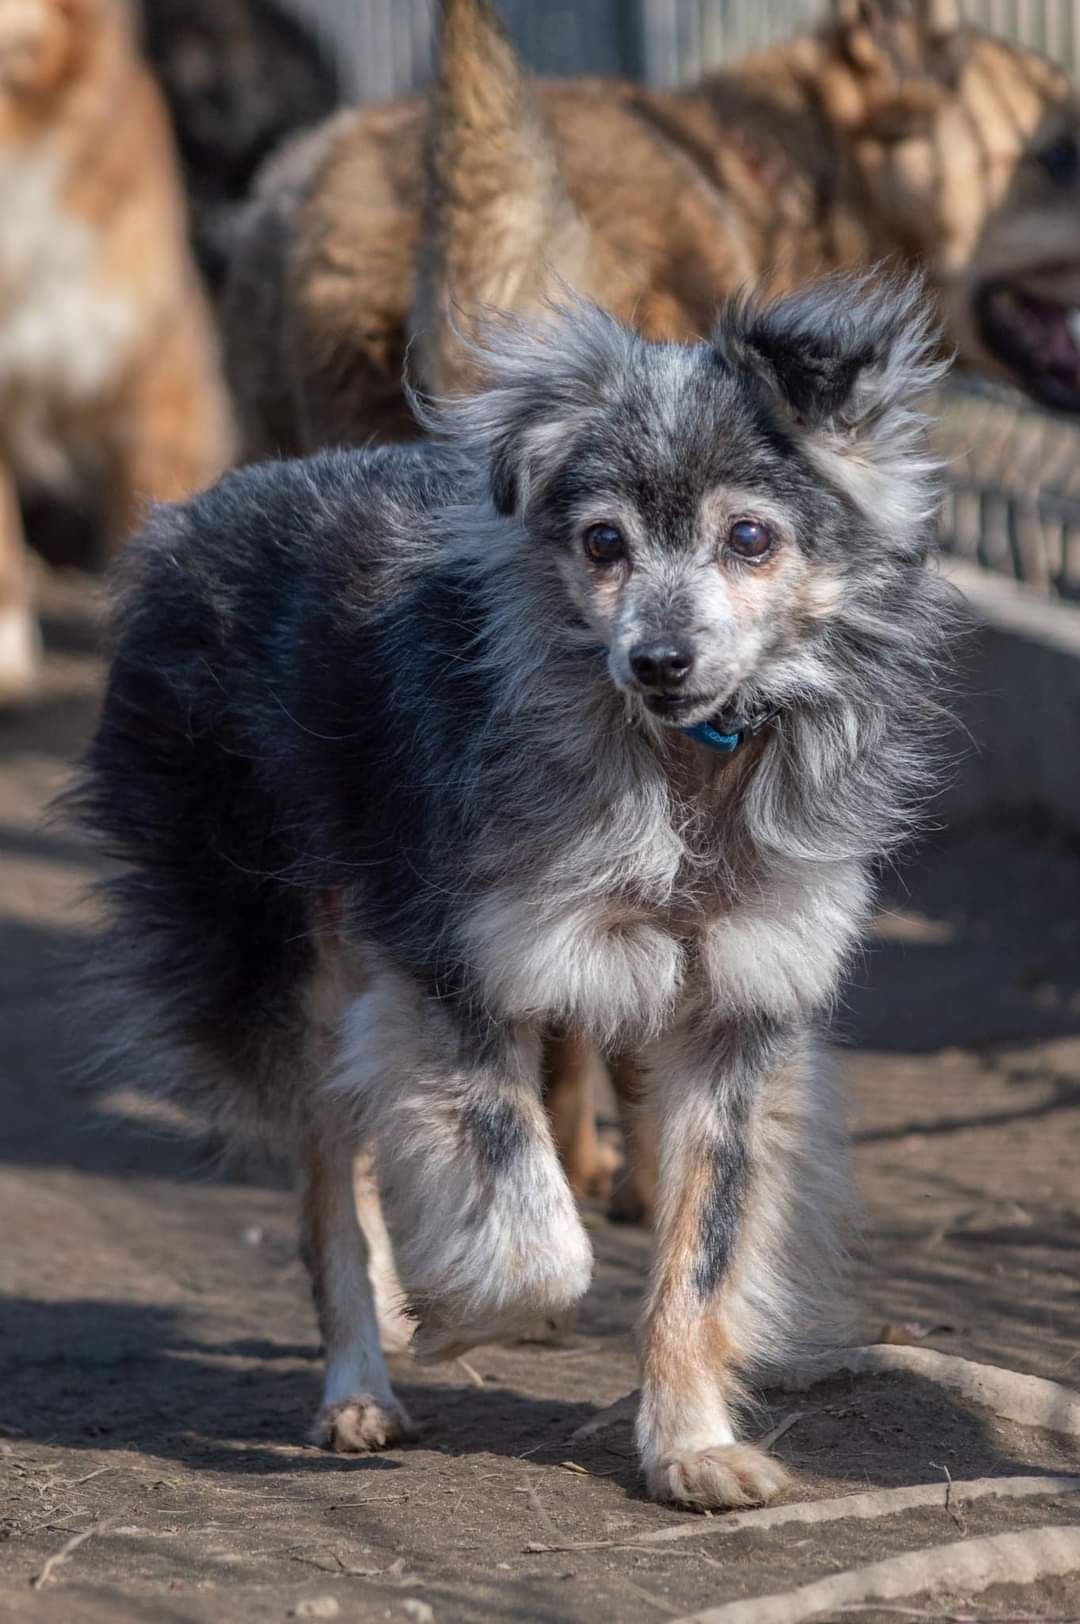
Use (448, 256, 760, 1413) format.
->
(409, 0, 594, 396)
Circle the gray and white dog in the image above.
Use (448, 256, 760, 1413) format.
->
(72, 273, 954, 1510)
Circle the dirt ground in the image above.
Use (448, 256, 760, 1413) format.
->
(2, 575, 1080, 1623)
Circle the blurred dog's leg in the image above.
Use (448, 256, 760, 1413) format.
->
(607, 1052, 658, 1226)
(102, 316, 233, 549)
(301, 1132, 416, 1452)
(543, 1029, 617, 1202)
(0, 464, 40, 707)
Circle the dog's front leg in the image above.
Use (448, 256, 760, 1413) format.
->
(345, 1003, 593, 1364)
(636, 1017, 804, 1510)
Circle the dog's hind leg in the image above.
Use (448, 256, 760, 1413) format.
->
(606, 1052, 659, 1227)
(337, 988, 593, 1364)
(635, 1021, 847, 1509)
(101, 305, 233, 550)
(352, 1151, 414, 1354)
(300, 1132, 417, 1453)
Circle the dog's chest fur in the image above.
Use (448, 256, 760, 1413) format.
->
(457, 759, 870, 1043)
(0, 148, 136, 478)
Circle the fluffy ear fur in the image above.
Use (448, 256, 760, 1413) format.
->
(417, 274, 945, 538)
(828, 0, 969, 136)
(715, 271, 946, 435)
(715, 272, 947, 542)
(413, 299, 633, 516)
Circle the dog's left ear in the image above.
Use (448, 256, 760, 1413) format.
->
(719, 272, 945, 439)
(718, 274, 946, 535)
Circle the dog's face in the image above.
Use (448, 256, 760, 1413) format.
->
(467, 279, 942, 731)
(829, 6, 1080, 409)
(933, 37, 1080, 411)
(530, 389, 848, 729)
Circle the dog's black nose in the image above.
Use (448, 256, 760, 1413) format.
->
(629, 641, 695, 690)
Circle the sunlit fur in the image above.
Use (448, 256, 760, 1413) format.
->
(69, 274, 958, 1509)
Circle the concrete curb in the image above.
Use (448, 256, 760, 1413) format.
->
(943, 560, 1080, 832)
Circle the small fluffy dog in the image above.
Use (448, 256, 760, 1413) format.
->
(0, 0, 233, 705)
(73, 275, 954, 1510)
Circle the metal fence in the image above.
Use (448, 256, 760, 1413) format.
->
(280, 0, 1080, 598)
(283, 0, 1080, 93)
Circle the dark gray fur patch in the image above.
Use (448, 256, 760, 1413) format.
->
(692, 1132, 752, 1301)
(462, 1097, 529, 1172)
(691, 1019, 788, 1301)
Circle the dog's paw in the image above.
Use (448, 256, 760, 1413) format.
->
(402, 1213, 593, 1365)
(650, 1442, 790, 1510)
(311, 1394, 417, 1453)
(377, 1299, 416, 1356)
(409, 1304, 577, 1363)
(512, 1307, 577, 1347)
(408, 1315, 488, 1365)
(0, 605, 42, 709)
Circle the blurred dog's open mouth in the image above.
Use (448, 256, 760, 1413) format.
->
(977, 281, 1080, 410)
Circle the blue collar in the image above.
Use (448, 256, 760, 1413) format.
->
(679, 706, 781, 754)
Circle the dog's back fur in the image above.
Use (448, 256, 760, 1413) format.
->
(76, 440, 455, 1134)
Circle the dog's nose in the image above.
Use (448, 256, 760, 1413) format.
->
(629, 641, 695, 690)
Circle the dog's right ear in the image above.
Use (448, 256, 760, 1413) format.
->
(827, 0, 969, 137)
(421, 300, 632, 518)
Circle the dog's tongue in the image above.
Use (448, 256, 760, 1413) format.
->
(1014, 292, 1080, 376)
(1040, 304, 1080, 371)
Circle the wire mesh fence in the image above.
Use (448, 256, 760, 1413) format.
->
(936, 377, 1080, 600)
(278, 0, 1080, 599)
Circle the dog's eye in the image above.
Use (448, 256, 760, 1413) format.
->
(726, 519, 773, 561)
(1038, 134, 1079, 186)
(583, 523, 626, 565)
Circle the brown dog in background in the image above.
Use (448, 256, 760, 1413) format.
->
(224, 0, 1080, 1219)
(226, 0, 1080, 456)
(0, 0, 233, 706)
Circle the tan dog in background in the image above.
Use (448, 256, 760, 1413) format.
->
(227, 0, 1080, 456)
(224, 0, 1080, 1219)
(0, 0, 232, 705)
